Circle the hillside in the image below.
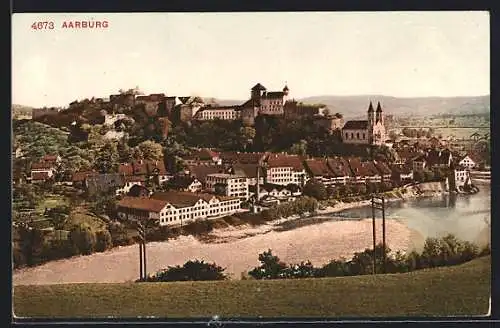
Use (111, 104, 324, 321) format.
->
(211, 95, 490, 119)
(13, 255, 490, 318)
(297, 95, 490, 119)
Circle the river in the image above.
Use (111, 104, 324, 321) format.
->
(330, 184, 491, 246)
(13, 184, 490, 285)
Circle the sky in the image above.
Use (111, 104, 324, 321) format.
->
(12, 11, 489, 107)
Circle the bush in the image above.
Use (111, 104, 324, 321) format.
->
(248, 249, 288, 279)
(69, 224, 96, 255)
(95, 230, 113, 252)
(141, 260, 227, 282)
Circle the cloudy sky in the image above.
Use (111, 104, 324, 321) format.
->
(12, 11, 489, 107)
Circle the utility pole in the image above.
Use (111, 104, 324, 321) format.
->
(371, 195, 387, 274)
(137, 220, 147, 280)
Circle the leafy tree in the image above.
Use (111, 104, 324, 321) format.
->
(95, 230, 113, 252)
(248, 249, 288, 279)
(69, 224, 97, 255)
(289, 139, 308, 156)
(302, 179, 328, 200)
(94, 141, 119, 173)
(136, 140, 164, 161)
(143, 260, 227, 282)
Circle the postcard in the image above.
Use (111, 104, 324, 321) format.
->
(12, 11, 491, 320)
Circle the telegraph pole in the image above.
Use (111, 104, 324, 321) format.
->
(371, 195, 387, 274)
(137, 220, 147, 280)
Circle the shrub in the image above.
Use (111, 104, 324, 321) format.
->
(248, 249, 288, 280)
(95, 230, 113, 252)
(141, 260, 227, 282)
(318, 259, 352, 277)
(69, 224, 96, 255)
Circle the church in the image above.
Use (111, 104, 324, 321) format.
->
(341, 101, 386, 145)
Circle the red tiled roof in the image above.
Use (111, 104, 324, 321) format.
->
(151, 191, 219, 208)
(343, 120, 369, 130)
(373, 160, 392, 175)
(72, 171, 98, 182)
(117, 196, 168, 213)
(31, 162, 54, 170)
(266, 154, 304, 170)
(31, 171, 50, 181)
(232, 163, 264, 178)
(326, 157, 352, 177)
(186, 165, 225, 183)
(304, 159, 333, 177)
(347, 157, 371, 177)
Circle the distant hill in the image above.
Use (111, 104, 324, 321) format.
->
(209, 95, 490, 119)
(295, 95, 490, 119)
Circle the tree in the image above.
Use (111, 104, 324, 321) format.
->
(69, 224, 97, 255)
(248, 249, 288, 279)
(143, 260, 227, 282)
(136, 140, 163, 161)
(289, 139, 308, 156)
(95, 230, 113, 252)
(302, 179, 328, 200)
(94, 141, 119, 173)
(239, 126, 256, 150)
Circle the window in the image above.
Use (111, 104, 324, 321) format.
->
(345, 133, 349, 139)
(351, 133, 354, 139)
(357, 133, 360, 139)
(363, 133, 366, 139)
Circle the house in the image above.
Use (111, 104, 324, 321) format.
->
(265, 153, 308, 186)
(118, 159, 171, 186)
(184, 165, 225, 188)
(219, 151, 267, 165)
(250, 83, 290, 116)
(85, 173, 126, 196)
(127, 184, 151, 197)
(459, 153, 483, 169)
(390, 164, 414, 185)
(346, 157, 371, 184)
(361, 161, 382, 183)
(193, 105, 241, 121)
(342, 102, 386, 145)
(326, 157, 352, 185)
(205, 173, 249, 200)
(450, 165, 472, 190)
(373, 160, 392, 182)
(304, 158, 338, 186)
(116, 175, 146, 195)
(412, 154, 427, 171)
(249, 183, 301, 203)
(183, 148, 222, 166)
(71, 171, 99, 187)
(428, 136, 442, 148)
(167, 175, 203, 193)
(231, 163, 265, 186)
(30, 155, 61, 183)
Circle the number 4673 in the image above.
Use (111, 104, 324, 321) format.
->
(31, 21, 55, 30)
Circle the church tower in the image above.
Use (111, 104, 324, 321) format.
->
(367, 101, 375, 125)
(375, 101, 384, 125)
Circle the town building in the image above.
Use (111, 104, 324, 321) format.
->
(183, 149, 222, 166)
(135, 93, 166, 116)
(325, 157, 352, 185)
(342, 102, 386, 145)
(458, 153, 482, 170)
(205, 173, 249, 200)
(312, 115, 344, 133)
(231, 163, 265, 186)
(116, 191, 241, 226)
(265, 153, 307, 186)
(166, 175, 203, 193)
(193, 105, 240, 121)
(30, 155, 62, 183)
(184, 165, 226, 189)
(283, 101, 327, 119)
(249, 183, 301, 204)
(304, 158, 339, 186)
(426, 149, 453, 170)
(118, 159, 171, 186)
(85, 173, 126, 196)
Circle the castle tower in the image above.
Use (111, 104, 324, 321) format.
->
(251, 83, 267, 100)
(376, 101, 384, 125)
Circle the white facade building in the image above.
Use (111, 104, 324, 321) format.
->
(205, 173, 250, 200)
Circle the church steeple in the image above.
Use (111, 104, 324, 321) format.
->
(376, 101, 382, 112)
(367, 101, 374, 113)
(375, 101, 384, 124)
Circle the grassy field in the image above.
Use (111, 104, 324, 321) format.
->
(13, 256, 490, 319)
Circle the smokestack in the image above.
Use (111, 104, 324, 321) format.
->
(256, 165, 260, 203)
